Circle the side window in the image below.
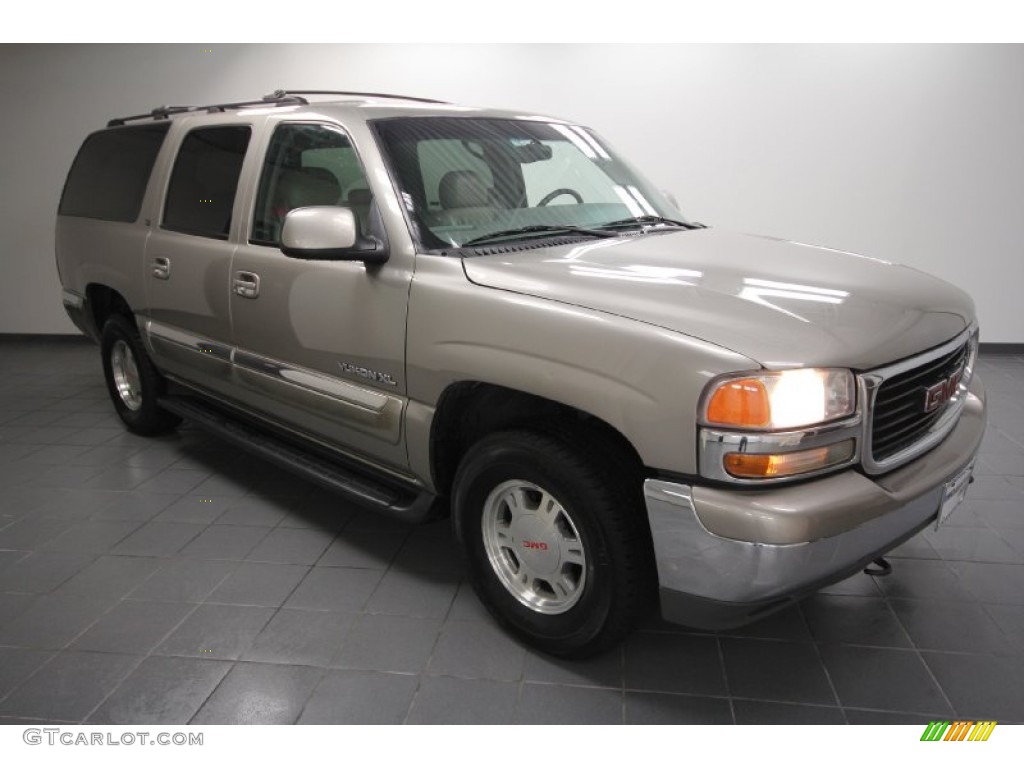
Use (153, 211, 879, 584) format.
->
(163, 126, 251, 239)
(251, 123, 370, 245)
(59, 123, 170, 222)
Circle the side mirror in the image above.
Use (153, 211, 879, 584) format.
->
(280, 206, 388, 264)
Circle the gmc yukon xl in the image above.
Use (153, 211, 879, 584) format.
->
(55, 90, 986, 656)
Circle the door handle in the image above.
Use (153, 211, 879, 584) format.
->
(233, 271, 261, 299)
(151, 257, 170, 280)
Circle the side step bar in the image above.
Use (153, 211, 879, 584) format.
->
(158, 395, 439, 523)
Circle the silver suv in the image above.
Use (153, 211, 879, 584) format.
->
(56, 90, 986, 656)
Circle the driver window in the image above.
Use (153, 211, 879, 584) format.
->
(251, 123, 371, 245)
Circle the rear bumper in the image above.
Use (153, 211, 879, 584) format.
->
(644, 379, 986, 629)
(61, 289, 98, 342)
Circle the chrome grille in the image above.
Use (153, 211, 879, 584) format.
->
(870, 340, 970, 463)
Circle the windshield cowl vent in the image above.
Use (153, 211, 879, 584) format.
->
(450, 235, 609, 257)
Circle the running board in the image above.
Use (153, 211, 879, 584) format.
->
(158, 395, 438, 523)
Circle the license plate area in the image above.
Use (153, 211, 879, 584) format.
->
(937, 460, 975, 529)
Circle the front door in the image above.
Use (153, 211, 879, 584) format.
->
(227, 121, 411, 473)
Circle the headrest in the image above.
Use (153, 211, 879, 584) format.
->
(347, 187, 372, 207)
(278, 167, 342, 208)
(439, 170, 490, 209)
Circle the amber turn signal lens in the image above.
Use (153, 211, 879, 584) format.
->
(724, 440, 855, 479)
(705, 378, 770, 428)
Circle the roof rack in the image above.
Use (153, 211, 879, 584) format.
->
(265, 89, 448, 105)
(106, 92, 310, 127)
(106, 105, 197, 127)
(105, 89, 448, 128)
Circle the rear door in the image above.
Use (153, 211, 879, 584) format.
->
(143, 122, 254, 398)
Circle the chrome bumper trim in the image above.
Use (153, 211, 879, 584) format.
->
(644, 476, 941, 608)
(644, 380, 985, 617)
(699, 416, 862, 486)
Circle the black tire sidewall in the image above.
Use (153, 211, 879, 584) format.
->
(454, 433, 625, 655)
(100, 315, 177, 435)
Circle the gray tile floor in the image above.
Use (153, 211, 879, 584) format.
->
(1, 336, 1022, 725)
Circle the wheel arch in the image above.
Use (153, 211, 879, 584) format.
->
(87, 283, 135, 333)
(429, 381, 646, 501)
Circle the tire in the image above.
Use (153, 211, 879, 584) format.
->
(452, 430, 655, 658)
(100, 314, 181, 436)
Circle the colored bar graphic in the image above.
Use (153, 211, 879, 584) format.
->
(968, 722, 997, 742)
(944, 721, 972, 741)
(920, 720, 996, 742)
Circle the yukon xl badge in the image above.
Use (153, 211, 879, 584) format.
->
(339, 362, 398, 387)
(923, 363, 965, 413)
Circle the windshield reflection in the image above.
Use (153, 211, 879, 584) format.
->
(373, 116, 683, 250)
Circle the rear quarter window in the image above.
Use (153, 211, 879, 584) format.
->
(58, 124, 170, 222)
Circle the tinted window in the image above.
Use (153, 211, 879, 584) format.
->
(373, 117, 680, 250)
(59, 124, 170, 222)
(251, 123, 370, 245)
(416, 139, 493, 213)
(163, 126, 251, 239)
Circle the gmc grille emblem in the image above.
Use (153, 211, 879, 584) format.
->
(923, 364, 965, 413)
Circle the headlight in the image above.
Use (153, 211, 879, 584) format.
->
(723, 439, 856, 479)
(699, 368, 861, 483)
(702, 368, 855, 430)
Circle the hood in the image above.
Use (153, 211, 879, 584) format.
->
(461, 228, 973, 370)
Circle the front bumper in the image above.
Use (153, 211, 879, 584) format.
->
(645, 378, 986, 629)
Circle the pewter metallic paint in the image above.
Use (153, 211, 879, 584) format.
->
(405, 254, 753, 477)
(462, 229, 973, 371)
(281, 206, 359, 252)
(56, 98, 979, 483)
(56, 96, 985, 553)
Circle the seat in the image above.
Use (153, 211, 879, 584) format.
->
(277, 167, 343, 210)
(264, 167, 343, 241)
(431, 170, 498, 228)
(346, 187, 372, 234)
(439, 170, 490, 209)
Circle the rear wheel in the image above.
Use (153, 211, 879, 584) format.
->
(100, 314, 181, 435)
(453, 430, 654, 657)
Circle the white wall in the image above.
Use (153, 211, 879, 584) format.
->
(1, 43, 1021, 341)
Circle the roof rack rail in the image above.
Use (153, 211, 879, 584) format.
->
(105, 89, 445, 128)
(266, 89, 448, 105)
(106, 92, 309, 128)
(107, 105, 197, 127)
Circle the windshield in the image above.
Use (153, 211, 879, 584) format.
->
(372, 117, 687, 250)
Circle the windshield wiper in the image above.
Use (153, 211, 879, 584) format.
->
(596, 215, 703, 231)
(462, 224, 616, 247)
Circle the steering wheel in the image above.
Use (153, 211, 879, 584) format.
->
(538, 188, 584, 206)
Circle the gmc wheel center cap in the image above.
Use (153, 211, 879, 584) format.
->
(509, 515, 559, 573)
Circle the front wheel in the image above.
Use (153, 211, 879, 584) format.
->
(453, 431, 655, 657)
(100, 314, 181, 436)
